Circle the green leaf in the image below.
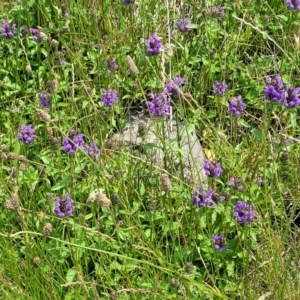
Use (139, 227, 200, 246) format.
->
(66, 268, 76, 283)
(251, 129, 262, 141)
(238, 118, 251, 128)
(51, 177, 71, 191)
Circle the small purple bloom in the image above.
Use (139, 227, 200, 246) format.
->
(213, 81, 228, 96)
(228, 95, 245, 115)
(229, 177, 243, 191)
(18, 124, 36, 145)
(39, 92, 51, 107)
(204, 160, 223, 178)
(165, 77, 185, 100)
(124, 0, 135, 3)
(105, 58, 118, 74)
(286, 0, 300, 10)
(1, 20, 17, 39)
(85, 141, 100, 157)
(60, 60, 66, 66)
(212, 235, 227, 252)
(282, 85, 300, 108)
(147, 92, 170, 117)
(54, 193, 75, 217)
(29, 28, 46, 42)
(62, 133, 85, 154)
(233, 200, 255, 226)
(191, 184, 217, 208)
(102, 89, 118, 107)
(264, 74, 285, 103)
(256, 177, 264, 186)
(177, 18, 192, 32)
(145, 34, 162, 56)
(209, 5, 225, 17)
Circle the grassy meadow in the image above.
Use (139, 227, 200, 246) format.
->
(1, 0, 300, 299)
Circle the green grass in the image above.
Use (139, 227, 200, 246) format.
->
(1, 0, 300, 299)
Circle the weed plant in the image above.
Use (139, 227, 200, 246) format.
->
(1, 0, 300, 299)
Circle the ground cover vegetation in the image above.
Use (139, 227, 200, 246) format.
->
(1, 0, 300, 299)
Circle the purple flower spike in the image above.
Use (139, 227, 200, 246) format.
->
(147, 92, 170, 117)
(105, 58, 118, 74)
(102, 89, 118, 107)
(191, 184, 217, 208)
(286, 0, 300, 10)
(233, 200, 255, 226)
(212, 235, 227, 252)
(85, 141, 100, 157)
(177, 18, 192, 32)
(18, 124, 36, 145)
(145, 34, 162, 56)
(213, 81, 228, 96)
(229, 177, 243, 191)
(282, 85, 300, 108)
(1, 20, 17, 39)
(209, 5, 225, 18)
(29, 28, 46, 42)
(204, 160, 223, 178)
(165, 77, 185, 100)
(228, 95, 245, 115)
(62, 133, 85, 154)
(54, 194, 75, 217)
(39, 92, 51, 107)
(264, 74, 285, 103)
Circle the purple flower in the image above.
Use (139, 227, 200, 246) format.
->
(192, 184, 226, 208)
(147, 92, 170, 117)
(62, 133, 85, 154)
(39, 92, 50, 107)
(60, 60, 66, 66)
(233, 200, 255, 226)
(54, 194, 75, 217)
(212, 235, 227, 252)
(209, 5, 225, 17)
(228, 95, 245, 115)
(105, 58, 118, 74)
(204, 160, 223, 178)
(229, 177, 243, 191)
(1, 20, 17, 39)
(102, 89, 118, 107)
(124, 0, 135, 3)
(85, 141, 100, 157)
(18, 124, 36, 145)
(213, 81, 228, 96)
(282, 85, 300, 108)
(264, 74, 285, 103)
(145, 34, 162, 56)
(286, 0, 300, 10)
(165, 77, 185, 100)
(29, 28, 46, 42)
(256, 177, 264, 186)
(177, 18, 192, 32)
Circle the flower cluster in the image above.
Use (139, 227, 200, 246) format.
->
(1, 20, 17, 39)
(212, 235, 227, 252)
(204, 160, 223, 178)
(147, 92, 170, 117)
(208, 5, 225, 18)
(84, 141, 101, 157)
(145, 34, 162, 56)
(18, 124, 36, 145)
(228, 95, 245, 115)
(102, 89, 118, 107)
(29, 28, 46, 42)
(213, 81, 228, 96)
(165, 77, 185, 100)
(62, 133, 85, 154)
(177, 18, 192, 32)
(105, 58, 118, 74)
(229, 177, 243, 191)
(264, 74, 300, 108)
(39, 92, 51, 108)
(54, 193, 75, 217)
(286, 0, 300, 10)
(192, 184, 226, 208)
(233, 200, 255, 226)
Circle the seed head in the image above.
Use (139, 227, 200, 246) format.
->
(36, 109, 51, 122)
(97, 194, 111, 208)
(160, 173, 172, 192)
(42, 223, 53, 236)
(126, 55, 138, 75)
